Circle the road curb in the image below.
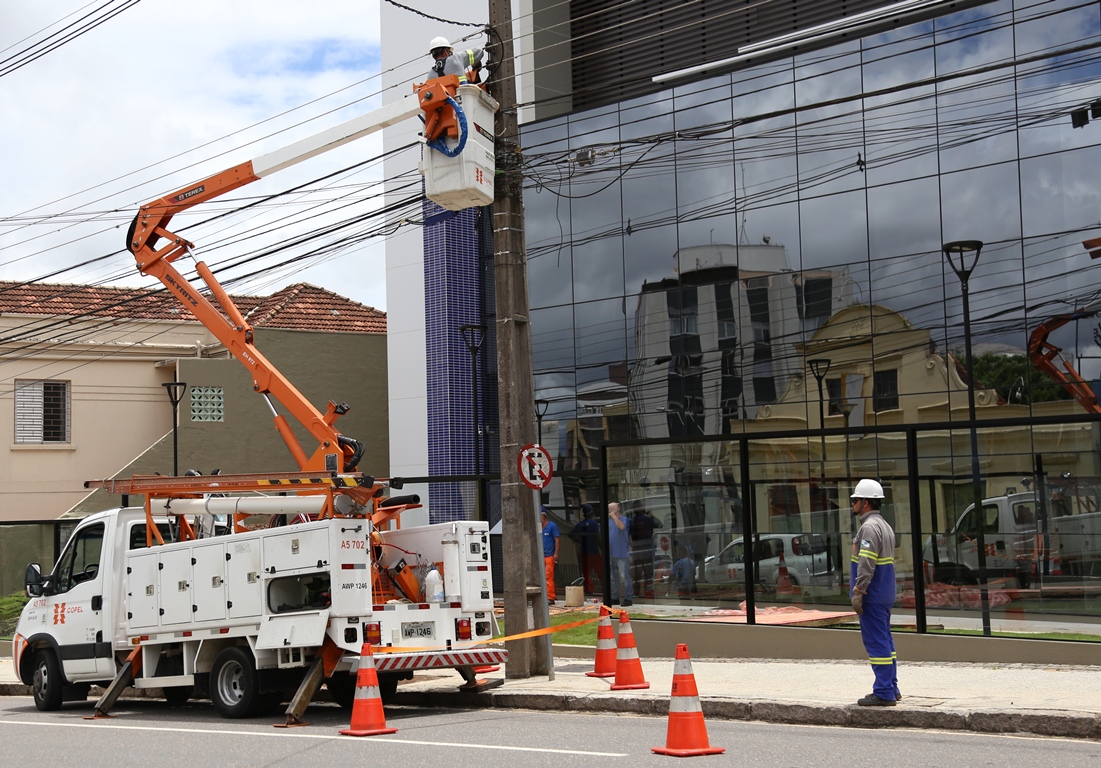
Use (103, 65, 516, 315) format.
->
(389, 689, 1101, 740)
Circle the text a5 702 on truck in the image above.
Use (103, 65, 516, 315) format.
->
(11, 71, 505, 720)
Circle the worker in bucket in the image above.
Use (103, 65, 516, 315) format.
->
(427, 36, 487, 85)
(849, 478, 901, 706)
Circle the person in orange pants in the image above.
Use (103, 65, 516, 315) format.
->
(541, 506, 560, 602)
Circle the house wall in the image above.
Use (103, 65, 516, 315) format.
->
(1, 314, 388, 522)
(173, 327, 390, 479)
(0, 316, 210, 521)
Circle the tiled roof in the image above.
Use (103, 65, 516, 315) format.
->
(0, 281, 385, 334)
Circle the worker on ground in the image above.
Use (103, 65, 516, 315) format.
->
(849, 478, 901, 706)
(427, 35, 487, 85)
(541, 506, 560, 604)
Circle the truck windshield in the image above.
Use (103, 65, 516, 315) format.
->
(54, 522, 105, 593)
(959, 504, 1000, 535)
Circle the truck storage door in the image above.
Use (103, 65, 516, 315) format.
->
(127, 552, 160, 630)
(159, 548, 194, 625)
(192, 542, 227, 622)
(461, 525, 493, 610)
(226, 537, 262, 618)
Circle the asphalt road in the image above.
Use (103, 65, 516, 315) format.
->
(2, 697, 1100, 767)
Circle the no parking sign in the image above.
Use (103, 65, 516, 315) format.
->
(518, 443, 553, 490)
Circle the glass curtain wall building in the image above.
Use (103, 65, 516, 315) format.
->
(511, 0, 1101, 630)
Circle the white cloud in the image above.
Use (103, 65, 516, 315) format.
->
(0, 1, 403, 311)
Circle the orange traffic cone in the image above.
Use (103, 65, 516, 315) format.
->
(776, 550, 794, 594)
(339, 644, 398, 736)
(586, 605, 617, 678)
(609, 611, 649, 690)
(652, 644, 724, 757)
(1051, 551, 1063, 576)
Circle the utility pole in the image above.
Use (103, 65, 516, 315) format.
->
(488, 0, 549, 677)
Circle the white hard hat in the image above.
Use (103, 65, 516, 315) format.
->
(429, 36, 451, 53)
(851, 479, 885, 499)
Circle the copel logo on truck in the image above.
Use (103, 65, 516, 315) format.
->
(52, 603, 83, 624)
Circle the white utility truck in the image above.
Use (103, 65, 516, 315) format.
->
(12, 473, 504, 719)
(922, 477, 1101, 586)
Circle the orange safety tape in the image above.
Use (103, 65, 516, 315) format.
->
(369, 606, 621, 654)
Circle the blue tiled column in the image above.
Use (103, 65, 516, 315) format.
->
(423, 200, 496, 523)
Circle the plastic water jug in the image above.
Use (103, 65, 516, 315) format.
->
(425, 566, 445, 603)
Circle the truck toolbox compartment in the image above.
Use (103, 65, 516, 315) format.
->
(256, 610, 329, 650)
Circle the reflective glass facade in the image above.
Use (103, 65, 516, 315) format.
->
(520, 0, 1101, 632)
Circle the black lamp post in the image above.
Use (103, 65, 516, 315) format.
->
(808, 358, 832, 484)
(460, 324, 486, 521)
(535, 399, 549, 445)
(943, 239, 991, 636)
(836, 399, 856, 588)
(839, 401, 856, 491)
(162, 381, 187, 476)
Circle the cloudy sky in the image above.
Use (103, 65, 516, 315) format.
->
(0, 1, 411, 311)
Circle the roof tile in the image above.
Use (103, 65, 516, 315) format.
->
(0, 281, 385, 334)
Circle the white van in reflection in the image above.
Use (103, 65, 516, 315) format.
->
(703, 533, 830, 587)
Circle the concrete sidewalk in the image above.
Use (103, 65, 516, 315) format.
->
(392, 653, 1101, 740)
(5, 650, 1101, 740)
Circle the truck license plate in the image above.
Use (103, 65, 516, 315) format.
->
(401, 621, 434, 639)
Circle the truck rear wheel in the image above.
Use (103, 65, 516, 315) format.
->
(210, 647, 259, 718)
(163, 685, 194, 706)
(31, 649, 64, 711)
(326, 674, 356, 710)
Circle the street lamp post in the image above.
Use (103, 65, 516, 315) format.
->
(808, 358, 832, 484)
(837, 400, 856, 588)
(162, 381, 187, 476)
(535, 399, 549, 445)
(460, 324, 486, 521)
(808, 358, 832, 574)
(839, 401, 856, 491)
(943, 239, 992, 636)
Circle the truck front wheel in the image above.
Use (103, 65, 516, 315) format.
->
(210, 647, 259, 718)
(32, 649, 64, 711)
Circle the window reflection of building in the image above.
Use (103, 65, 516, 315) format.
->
(630, 244, 852, 440)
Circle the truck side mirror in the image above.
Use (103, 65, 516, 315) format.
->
(24, 563, 44, 597)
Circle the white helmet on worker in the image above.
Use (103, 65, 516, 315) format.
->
(851, 478, 885, 499)
(429, 36, 452, 55)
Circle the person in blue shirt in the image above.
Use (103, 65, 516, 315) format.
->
(670, 544, 696, 597)
(540, 506, 560, 603)
(569, 503, 602, 594)
(608, 502, 632, 606)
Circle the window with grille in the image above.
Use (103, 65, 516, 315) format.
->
(15, 379, 70, 443)
(873, 370, 899, 411)
(190, 386, 224, 422)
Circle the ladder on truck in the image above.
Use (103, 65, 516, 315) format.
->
(85, 470, 422, 545)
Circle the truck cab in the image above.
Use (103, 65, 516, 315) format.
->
(922, 492, 1038, 587)
(15, 508, 147, 708)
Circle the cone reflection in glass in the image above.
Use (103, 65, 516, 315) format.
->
(339, 643, 398, 736)
(652, 643, 724, 756)
(586, 604, 617, 678)
(609, 611, 649, 690)
(776, 550, 795, 594)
